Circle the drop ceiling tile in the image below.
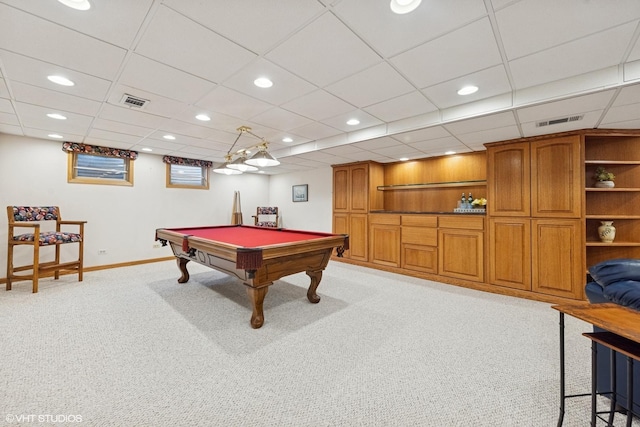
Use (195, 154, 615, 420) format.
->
(14, 102, 94, 133)
(196, 86, 273, 121)
(250, 108, 313, 132)
(0, 123, 23, 135)
(222, 58, 317, 105)
(22, 128, 83, 142)
(408, 136, 463, 152)
(321, 110, 383, 132)
(163, 0, 325, 54)
(107, 85, 188, 119)
(442, 93, 514, 122)
(0, 111, 20, 126)
(612, 83, 640, 106)
(364, 91, 437, 123)
(496, 0, 640, 60)
(444, 111, 518, 134)
(11, 82, 102, 116)
(0, 0, 154, 48)
(370, 144, 424, 160)
(0, 77, 9, 98)
(352, 136, 402, 151)
(0, 98, 13, 114)
(509, 23, 637, 89)
(290, 122, 343, 140)
(135, 6, 256, 83)
(118, 54, 217, 104)
(624, 59, 640, 82)
(390, 18, 502, 89)
(0, 3, 126, 80)
(87, 128, 144, 145)
(97, 104, 170, 130)
(601, 103, 640, 126)
(392, 126, 452, 144)
(423, 66, 512, 109)
(281, 90, 355, 121)
(266, 13, 381, 87)
(83, 138, 137, 150)
(92, 119, 154, 138)
(516, 90, 616, 123)
(454, 126, 521, 145)
(333, 0, 488, 57)
(0, 50, 112, 101)
(325, 62, 415, 108)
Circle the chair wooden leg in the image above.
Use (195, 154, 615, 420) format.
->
(54, 244, 61, 280)
(33, 243, 39, 293)
(78, 240, 84, 282)
(6, 243, 13, 291)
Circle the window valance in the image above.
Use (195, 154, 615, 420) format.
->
(162, 155, 213, 168)
(62, 142, 138, 160)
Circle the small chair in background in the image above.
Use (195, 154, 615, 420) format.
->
(6, 206, 86, 293)
(252, 207, 279, 228)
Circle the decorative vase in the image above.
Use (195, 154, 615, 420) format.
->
(598, 221, 616, 243)
(595, 180, 615, 188)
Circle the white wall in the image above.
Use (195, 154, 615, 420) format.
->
(0, 134, 333, 272)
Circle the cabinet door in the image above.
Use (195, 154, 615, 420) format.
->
(350, 164, 369, 213)
(333, 166, 350, 213)
(487, 142, 531, 216)
(349, 214, 368, 261)
(532, 219, 583, 299)
(488, 218, 531, 290)
(370, 224, 401, 267)
(438, 229, 484, 282)
(531, 136, 581, 218)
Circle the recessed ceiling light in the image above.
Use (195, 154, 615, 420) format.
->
(346, 119, 360, 126)
(47, 113, 67, 120)
(195, 114, 211, 121)
(48, 134, 63, 139)
(457, 85, 479, 96)
(163, 134, 176, 140)
(47, 75, 75, 86)
(282, 137, 293, 143)
(390, 0, 422, 14)
(57, 0, 91, 10)
(399, 157, 409, 161)
(445, 150, 457, 155)
(254, 77, 273, 88)
(142, 148, 153, 152)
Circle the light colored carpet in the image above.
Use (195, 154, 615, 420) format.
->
(0, 260, 638, 427)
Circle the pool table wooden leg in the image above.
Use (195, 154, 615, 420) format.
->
(177, 257, 190, 283)
(246, 286, 269, 329)
(306, 270, 323, 303)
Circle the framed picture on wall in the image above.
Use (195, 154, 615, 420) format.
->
(292, 184, 308, 202)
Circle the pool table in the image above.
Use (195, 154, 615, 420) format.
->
(155, 225, 348, 329)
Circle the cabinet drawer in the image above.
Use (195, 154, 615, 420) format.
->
(402, 243, 437, 274)
(369, 213, 400, 225)
(438, 215, 484, 230)
(401, 215, 437, 227)
(401, 226, 437, 246)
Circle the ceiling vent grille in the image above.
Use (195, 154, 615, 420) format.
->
(536, 115, 584, 128)
(120, 94, 149, 109)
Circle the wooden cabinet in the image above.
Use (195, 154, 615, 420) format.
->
(488, 217, 531, 291)
(486, 134, 583, 299)
(532, 219, 583, 299)
(401, 215, 438, 274)
(332, 162, 384, 261)
(369, 214, 400, 267)
(531, 136, 582, 218)
(487, 141, 530, 217)
(438, 215, 484, 282)
(584, 133, 640, 269)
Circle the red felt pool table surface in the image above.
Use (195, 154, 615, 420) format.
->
(166, 224, 338, 248)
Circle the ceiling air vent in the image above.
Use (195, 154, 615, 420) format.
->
(120, 94, 149, 109)
(536, 115, 584, 128)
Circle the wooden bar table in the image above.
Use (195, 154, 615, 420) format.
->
(552, 302, 640, 426)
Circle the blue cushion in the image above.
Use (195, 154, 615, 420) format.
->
(585, 281, 608, 304)
(588, 258, 640, 287)
(602, 280, 640, 310)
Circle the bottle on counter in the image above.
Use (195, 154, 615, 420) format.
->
(460, 193, 466, 209)
(467, 193, 473, 208)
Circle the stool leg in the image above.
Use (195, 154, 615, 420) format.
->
(608, 349, 617, 427)
(627, 357, 634, 427)
(33, 243, 39, 293)
(592, 340, 598, 426)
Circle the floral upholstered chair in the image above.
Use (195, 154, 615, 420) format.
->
(6, 206, 86, 293)
(252, 207, 279, 228)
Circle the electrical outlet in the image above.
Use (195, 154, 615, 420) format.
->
(98, 249, 107, 255)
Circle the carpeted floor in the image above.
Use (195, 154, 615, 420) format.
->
(1, 260, 638, 426)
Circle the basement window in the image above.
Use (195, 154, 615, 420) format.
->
(67, 152, 134, 186)
(166, 163, 209, 189)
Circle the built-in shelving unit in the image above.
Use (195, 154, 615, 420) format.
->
(584, 134, 640, 267)
(377, 180, 487, 191)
